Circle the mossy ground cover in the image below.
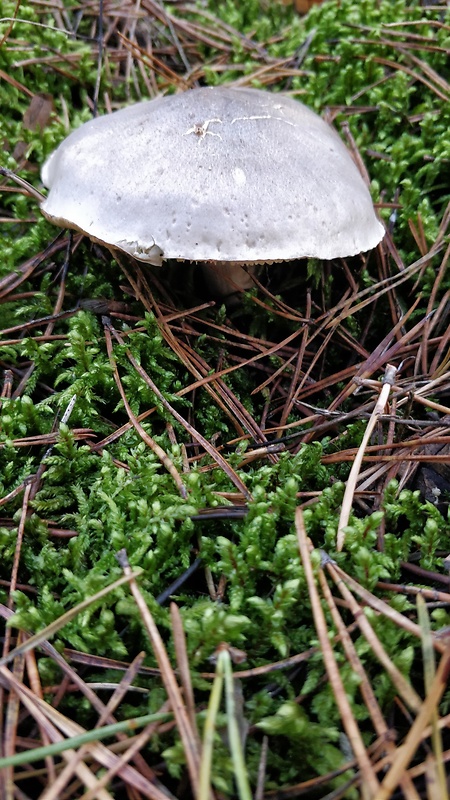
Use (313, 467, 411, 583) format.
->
(0, 0, 450, 797)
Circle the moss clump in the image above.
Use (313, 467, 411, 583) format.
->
(1, 0, 450, 796)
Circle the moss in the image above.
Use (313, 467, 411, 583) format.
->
(1, 0, 450, 795)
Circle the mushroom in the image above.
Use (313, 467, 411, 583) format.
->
(40, 86, 384, 297)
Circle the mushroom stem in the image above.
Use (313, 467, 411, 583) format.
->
(201, 262, 259, 299)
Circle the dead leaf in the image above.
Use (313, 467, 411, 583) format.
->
(294, 0, 326, 13)
(23, 93, 54, 131)
(12, 93, 55, 170)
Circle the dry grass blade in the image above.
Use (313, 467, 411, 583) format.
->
(316, 570, 420, 800)
(2, 484, 34, 793)
(0, 666, 171, 799)
(40, 652, 149, 800)
(3, 639, 26, 799)
(337, 363, 398, 551)
(77, 706, 175, 800)
(0, 665, 114, 800)
(323, 558, 422, 714)
(327, 564, 447, 654)
(375, 645, 450, 800)
(295, 507, 380, 798)
(416, 595, 448, 800)
(116, 549, 201, 796)
(24, 645, 56, 786)
(170, 602, 201, 749)
(0, 609, 175, 797)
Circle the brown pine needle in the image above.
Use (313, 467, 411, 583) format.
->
(375, 645, 450, 800)
(317, 569, 420, 800)
(295, 507, 380, 798)
(116, 550, 201, 796)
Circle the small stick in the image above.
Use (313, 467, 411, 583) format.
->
(0, 166, 46, 204)
(337, 363, 398, 551)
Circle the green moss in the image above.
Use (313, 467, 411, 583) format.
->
(1, 0, 450, 795)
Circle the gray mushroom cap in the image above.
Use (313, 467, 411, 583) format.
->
(41, 86, 384, 265)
